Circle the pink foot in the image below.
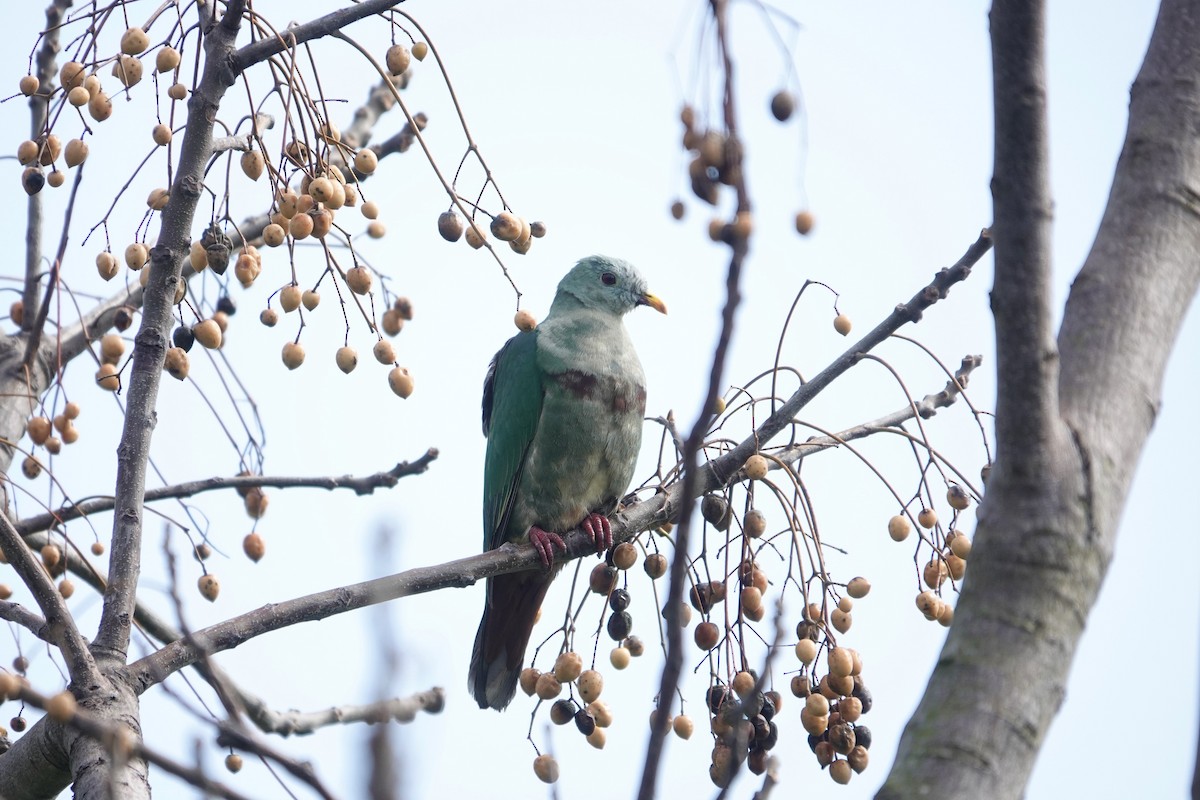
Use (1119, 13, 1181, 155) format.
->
(582, 513, 612, 554)
(529, 525, 566, 568)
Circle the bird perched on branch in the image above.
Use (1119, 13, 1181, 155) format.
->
(469, 255, 667, 710)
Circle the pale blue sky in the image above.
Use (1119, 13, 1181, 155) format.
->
(2, 2, 1194, 799)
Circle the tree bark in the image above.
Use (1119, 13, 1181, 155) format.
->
(881, 0, 1200, 797)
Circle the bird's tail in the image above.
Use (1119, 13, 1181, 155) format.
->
(469, 571, 552, 710)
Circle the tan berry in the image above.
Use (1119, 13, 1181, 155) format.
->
(923, 557, 949, 589)
(346, 266, 373, 295)
(242, 532, 265, 562)
(125, 243, 149, 270)
(354, 149, 378, 174)
(67, 85, 90, 106)
(156, 46, 181, 73)
(168, 82, 187, 100)
(887, 514, 911, 542)
(259, 308, 278, 327)
(16, 140, 38, 165)
(464, 220, 487, 249)
(514, 309, 537, 331)
(193, 319, 222, 349)
(828, 646, 854, 678)
(96, 363, 120, 391)
(795, 210, 815, 235)
(60, 61, 86, 90)
(280, 285, 302, 313)
(532, 754, 558, 785)
(917, 507, 938, 529)
(121, 27, 150, 55)
(741, 586, 763, 615)
(673, 714, 694, 740)
(21, 456, 41, 479)
(59, 578, 75, 598)
(612, 541, 637, 570)
(795, 637, 818, 664)
(281, 342, 305, 370)
(197, 574, 220, 601)
(65, 139, 88, 168)
(46, 691, 77, 723)
(518, 667, 540, 696)
(743, 508, 767, 538)
(385, 45, 411, 75)
(301, 290, 320, 311)
(61, 423, 79, 445)
(949, 531, 972, 559)
(367, 220, 386, 239)
(334, 346, 358, 374)
(937, 602, 955, 627)
(830, 759, 852, 784)
(240, 150, 264, 181)
(577, 669, 603, 703)
(915, 590, 940, 619)
(946, 553, 966, 581)
(88, 91, 113, 121)
(553, 651, 583, 683)
(847, 576, 871, 598)
(147, 187, 170, 211)
(831, 607, 853, 633)
(262, 223, 285, 247)
(609, 646, 631, 670)
(840, 695, 863, 723)
(833, 314, 852, 336)
(46, 170, 65, 188)
(91, 541, 105, 556)
(534, 671, 562, 700)
(838, 596, 854, 613)
(437, 211, 463, 242)
(373, 339, 396, 365)
(100, 333, 125, 363)
(388, 367, 414, 398)
(361, 200, 380, 220)
(152, 124, 172, 146)
(164, 347, 189, 380)
(112, 55, 143, 88)
(643, 552, 667, 579)
(19, 75, 39, 96)
(744, 453, 769, 480)
(947, 484, 971, 510)
(225, 753, 243, 773)
(27, 416, 52, 445)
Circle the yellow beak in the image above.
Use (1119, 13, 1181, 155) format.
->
(641, 292, 667, 315)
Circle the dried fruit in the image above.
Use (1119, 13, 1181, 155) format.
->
(694, 620, 719, 650)
(744, 453, 769, 480)
(164, 347, 189, 380)
(385, 45, 412, 75)
(121, 27, 150, 55)
(918, 507, 938, 529)
(643, 552, 667, 579)
(19, 75, 38, 96)
(27, 416, 52, 445)
(611, 541, 637, 570)
(795, 210, 815, 235)
(197, 573, 220, 601)
(834, 314, 852, 336)
(193, 319, 222, 349)
(464, 220, 487, 249)
(535, 671, 562, 700)
(795, 637, 818, 664)
(887, 514, 910, 542)
(518, 667, 540, 696)
(947, 484, 971, 510)
(46, 691, 77, 723)
(156, 47, 181, 73)
(532, 754, 558, 784)
(96, 363, 120, 391)
(553, 651, 583, 682)
(388, 367, 414, 398)
(770, 90, 796, 121)
(281, 342, 305, 370)
(847, 576, 871, 598)
(346, 266, 373, 295)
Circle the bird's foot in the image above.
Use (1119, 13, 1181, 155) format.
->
(581, 513, 612, 554)
(529, 526, 567, 569)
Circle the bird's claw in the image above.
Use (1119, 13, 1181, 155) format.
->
(582, 513, 612, 554)
(529, 526, 567, 569)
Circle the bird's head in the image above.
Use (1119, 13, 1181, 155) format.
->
(556, 255, 667, 317)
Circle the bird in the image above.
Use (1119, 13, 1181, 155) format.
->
(469, 255, 667, 710)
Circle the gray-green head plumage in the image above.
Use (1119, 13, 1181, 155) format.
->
(551, 255, 667, 318)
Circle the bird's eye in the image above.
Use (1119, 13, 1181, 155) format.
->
(601, 272, 617, 286)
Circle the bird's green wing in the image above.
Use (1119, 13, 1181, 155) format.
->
(482, 330, 542, 551)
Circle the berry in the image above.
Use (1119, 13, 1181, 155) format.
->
(847, 576, 871, 598)
(514, 310, 537, 331)
(553, 651, 583, 683)
(947, 484, 971, 510)
(197, 574, 220, 601)
(46, 691, 77, 723)
(744, 454, 769, 480)
(534, 672, 561, 700)
(609, 647, 631, 670)
(243, 532, 265, 562)
(156, 47, 181, 73)
(164, 347, 189, 380)
(354, 149, 378, 175)
(694, 620, 719, 650)
(673, 714, 693, 740)
(611, 542, 637, 570)
(643, 553, 667, 579)
(346, 266, 373, 295)
(532, 754, 558, 785)
(918, 508, 938, 528)
(281, 342, 305, 370)
(887, 514, 910, 542)
(834, 314, 852, 336)
(335, 347, 358, 374)
(518, 668, 540, 696)
(121, 27, 150, 55)
(770, 90, 795, 121)
(385, 45, 412, 75)
(578, 670, 604, 703)
(225, 754, 243, 773)
(193, 320, 222, 349)
(96, 363, 120, 391)
(388, 367, 414, 398)
(795, 210, 815, 235)
(437, 211, 464, 242)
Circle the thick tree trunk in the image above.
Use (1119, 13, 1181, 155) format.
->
(880, 0, 1200, 797)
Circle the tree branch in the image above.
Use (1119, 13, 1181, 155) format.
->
(0, 510, 101, 687)
(226, 687, 444, 737)
(0, 600, 50, 643)
(16, 450, 438, 537)
(94, 0, 246, 663)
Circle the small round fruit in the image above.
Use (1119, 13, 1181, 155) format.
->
(643, 552, 667, 579)
(949, 533, 972, 560)
(694, 620, 719, 650)
(549, 699, 574, 725)
(412, 41, 429, 60)
(532, 754, 558, 785)
(534, 672, 562, 700)
(514, 309, 537, 331)
(301, 290, 321, 311)
(670, 200, 685, 220)
(437, 211, 464, 242)
(242, 532, 265, 562)
(193, 319, 222, 349)
(60, 61, 86, 89)
(388, 367, 414, 398)
(346, 266, 373, 295)
(168, 82, 187, 100)
(112, 55, 143, 87)
(937, 602, 955, 627)
(610, 646, 631, 670)
(794, 637, 817, 664)
(464, 220, 487, 249)
(946, 484, 971, 510)
(385, 45, 411, 75)
(770, 90, 796, 121)
(830, 759, 852, 785)
(281, 342, 305, 370)
(152, 124, 172, 146)
(833, 314, 852, 336)
(490, 211, 523, 242)
(280, 285, 302, 312)
(354, 149, 378, 174)
(19, 75, 38, 95)
(915, 590, 940, 619)
(289, 213, 314, 239)
(923, 557, 949, 589)
(847, 576, 871, 598)
(744, 454, 769, 480)
(121, 27, 150, 55)
(259, 308, 278, 327)
(125, 243, 149, 270)
(68, 85, 90, 106)
(333, 346, 358, 374)
(828, 646, 854, 678)
(518, 667, 540, 696)
(96, 363, 120, 391)
(373, 339, 396, 365)
(361, 200, 380, 220)
(917, 508, 938, 529)
(28, 416, 52, 444)
(553, 651, 583, 683)
(367, 221, 386, 239)
(21, 456, 41, 479)
(46, 691, 77, 723)
(611, 541, 637, 570)
(156, 46, 181, 73)
(673, 714, 694, 740)
(795, 210, 815, 235)
(225, 753, 243, 773)
(887, 514, 911, 542)
(197, 573, 220, 601)
(164, 347, 189, 380)
(88, 91, 113, 122)
(91, 541, 105, 556)
(578, 670, 604, 703)
(59, 578, 75, 598)
(240, 150, 264, 181)
(831, 607, 852, 633)
(65, 139, 88, 168)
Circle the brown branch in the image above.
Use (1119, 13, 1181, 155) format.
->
(226, 687, 444, 738)
(0, 510, 101, 687)
(16, 449, 438, 536)
(231, 0, 408, 75)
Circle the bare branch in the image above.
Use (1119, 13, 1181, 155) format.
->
(227, 687, 444, 737)
(0, 600, 50, 643)
(0, 510, 101, 686)
(16, 449, 438, 536)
